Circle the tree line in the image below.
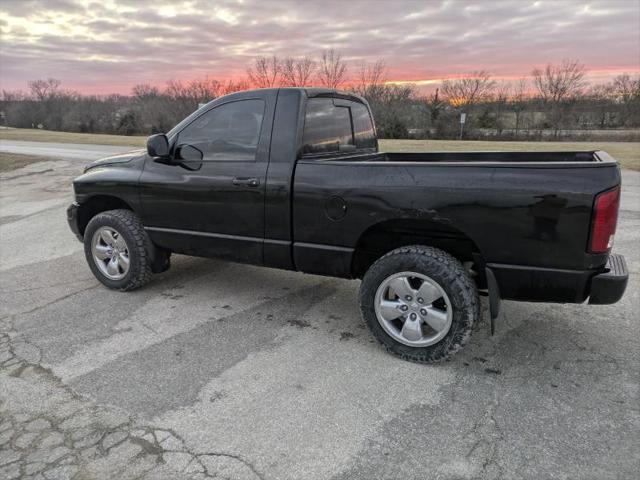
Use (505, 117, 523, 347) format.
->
(1, 52, 638, 141)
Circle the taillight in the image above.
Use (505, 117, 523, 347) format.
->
(589, 187, 620, 253)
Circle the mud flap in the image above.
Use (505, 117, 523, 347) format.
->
(149, 243, 171, 273)
(485, 267, 501, 335)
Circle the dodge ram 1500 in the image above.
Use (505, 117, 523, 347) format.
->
(68, 87, 628, 362)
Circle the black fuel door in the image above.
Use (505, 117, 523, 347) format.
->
(324, 195, 347, 221)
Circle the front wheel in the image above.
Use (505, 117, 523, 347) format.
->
(359, 245, 479, 363)
(84, 209, 153, 291)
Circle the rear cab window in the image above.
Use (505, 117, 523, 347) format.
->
(302, 97, 376, 157)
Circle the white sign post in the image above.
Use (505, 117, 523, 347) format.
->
(459, 112, 466, 140)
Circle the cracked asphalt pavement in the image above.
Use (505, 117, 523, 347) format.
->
(1, 141, 639, 479)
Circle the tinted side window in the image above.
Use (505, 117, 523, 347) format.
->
(302, 98, 354, 155)
(351, 102, 376, 149)
(177, 99, 265, 161)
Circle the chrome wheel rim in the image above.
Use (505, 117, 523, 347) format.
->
(374, 271, 453, 347)
(91, 226, 130, 280)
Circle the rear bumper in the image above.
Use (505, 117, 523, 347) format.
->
(487, 253, 628, 304)
(67, 202, 83, 241)
(588, 254, 628, 304)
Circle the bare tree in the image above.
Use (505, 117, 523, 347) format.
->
(25, 78, 77, 130)
(357, 60, 387, 89)
(441, 71, 495, 138)
(611, 74, 640, 127)
(492, 82, 511, 135)
(1, 89, 29, 127)
(355, 60, 387, 98)
(186, 77, 222, 103)
(532, 59, 586, 137)
(424, 87, 445, 126)
(247, 56, 282, 88)
(612, 74, 640, 102)
(280, 57, 297, 86)
(369, 83, 416, 139)
(587, 82, 616, 128)
(281, 56, 316, 86)
(28, 78, 62, 101)
(441, 71, 496, 108)
(220, 78, 251, 95)
(132, 83, 172, 133)
(532, 59, 586, 103)
(164, 80, 189, 100)
(317, 49, 347, 89)
(510, 78, 529, 136)
(132, 84, 160, 99)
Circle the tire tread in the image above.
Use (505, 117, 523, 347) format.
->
(84, 209, 153, 291)
(360, 245, 479, 363)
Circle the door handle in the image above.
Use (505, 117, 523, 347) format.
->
(232, 177, 260, 188)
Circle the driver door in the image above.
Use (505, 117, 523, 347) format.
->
(139, 92, 275, 264)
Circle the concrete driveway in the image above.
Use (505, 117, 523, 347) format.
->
(1, 141, 638, 480)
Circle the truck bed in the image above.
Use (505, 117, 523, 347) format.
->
(381, 150, 614, 165)
(292, 151, 621, 302)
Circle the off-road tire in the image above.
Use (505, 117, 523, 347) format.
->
(359, 245, 479, 363)
(84, 209, 154, 291)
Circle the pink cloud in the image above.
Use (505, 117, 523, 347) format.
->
(1, 0, 638, 95)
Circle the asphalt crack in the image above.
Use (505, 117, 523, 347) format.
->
(1, 316, 264, 480)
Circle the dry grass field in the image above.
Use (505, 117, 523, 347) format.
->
(0, 152, 53, 172)
(1, 128, 638, 170)
(0, 128, 146, 147)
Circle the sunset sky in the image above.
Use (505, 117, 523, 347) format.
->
(0, 0, 639, 95)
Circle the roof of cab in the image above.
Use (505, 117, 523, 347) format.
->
(197, 87, 369, 115)
(302, 87, 366, 103)
(225, 87, 368, 104)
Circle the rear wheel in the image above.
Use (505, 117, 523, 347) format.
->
(359, 245, 478, 363)
(84, 209, 153, 291)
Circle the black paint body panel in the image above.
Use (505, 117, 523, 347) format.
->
(73, 154, 145, 213)
(292, 159, 619, 269)
(137, 89, 278, 265)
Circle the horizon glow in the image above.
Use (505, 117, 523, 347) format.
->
(0, 0, 638, 95)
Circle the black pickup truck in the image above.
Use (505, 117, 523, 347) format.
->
(67, 87, 628, 363)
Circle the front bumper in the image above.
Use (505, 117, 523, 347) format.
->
(588, 253, 628, 304)
(67, 202, 83, 241)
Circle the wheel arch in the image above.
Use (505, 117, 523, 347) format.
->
(77, 195, 135, 237)
(351, 218, 486, 280)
